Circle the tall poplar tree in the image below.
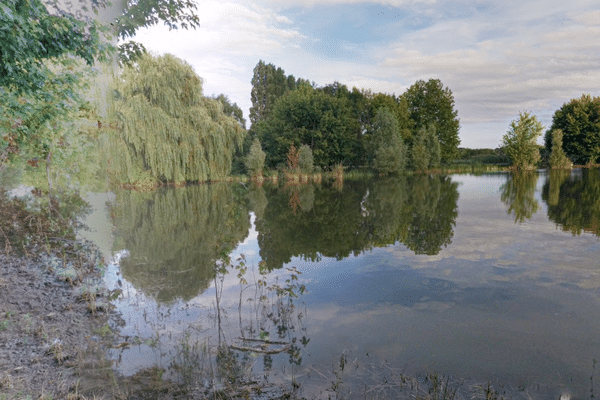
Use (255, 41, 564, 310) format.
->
(111, 53, 245, 184)
(249, 60, 297, 127)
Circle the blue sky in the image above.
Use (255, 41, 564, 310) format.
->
(133, 0, 600, 148)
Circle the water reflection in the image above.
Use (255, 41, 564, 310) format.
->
(542, 168, 600, 236)
(95, 173, 600, 398)
(254, 175, 460, 270)
(109, 184, 250, 302)
(500, 171, 539, 223)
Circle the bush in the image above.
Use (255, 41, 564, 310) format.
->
(548, 129, 572, 169)
(502, 111, 543, 170)
(298, 144, 314, 174)
(245, 138, 266, 178)
(411, 127, 430, 172)
(375, 137, 406, 175)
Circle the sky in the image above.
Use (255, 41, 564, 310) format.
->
(133, 0, 600, 148)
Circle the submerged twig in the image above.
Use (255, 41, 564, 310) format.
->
(238, 337, 289, 345)
(229, 344, 291, 354)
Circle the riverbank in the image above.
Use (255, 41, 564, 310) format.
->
(0, 252, 112, 399)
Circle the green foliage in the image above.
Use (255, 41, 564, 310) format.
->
(245, 138, 266, 178)
(298, 144, 314, 174)
(548, 129, 572, 169)
(500, 171, 539, 223)
(110, 53, 245, 184)
(370, 93, 414, 142)
(411, 127, 431, 172)
(455, 148, 510, 165)
(115, 0, 199, 66)
(0, 0, 110, 94)
(425, 124, 441, 168)
(249, 60, 299, 127)
(111, 184, 250, 302)
(547, 94, 600, 165)
(256, 84, 357, 169)
(502, 111, 543, 170)
(403, 79, 461, 162)
(542, 168, 600, 236)
(0, 58, 102, 191)
(371, 108, 407, 175)
(374, 141, 406, 175)
(213, 94, 246, 129)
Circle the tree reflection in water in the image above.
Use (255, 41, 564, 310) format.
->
(110, 176, 461, 302)
(254, 175, 460, 271)
(542, 168, 600, 236)
(500, 171, 539, 223)
(109, 183, 250, 303)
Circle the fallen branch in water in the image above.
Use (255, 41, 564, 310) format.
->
(238, 337, 289, 345)
(229, 343, 291, 354)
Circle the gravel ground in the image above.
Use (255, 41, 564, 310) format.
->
(0, 253, 113, 399)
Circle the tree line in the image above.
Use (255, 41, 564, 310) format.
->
(2, 0, 598, 186)
(502, 94, 600, 170)
(243, 60, 461, 177)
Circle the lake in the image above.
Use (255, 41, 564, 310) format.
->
(76, 169, 600, 398)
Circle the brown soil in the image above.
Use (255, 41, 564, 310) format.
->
(0, 253, 111, 400)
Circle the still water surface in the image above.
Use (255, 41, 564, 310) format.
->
(80, 170, 600, 398)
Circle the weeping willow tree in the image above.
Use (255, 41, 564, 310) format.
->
(110, 53, 245, 184)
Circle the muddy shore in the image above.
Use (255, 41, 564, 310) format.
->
(0, 253, 113, 399)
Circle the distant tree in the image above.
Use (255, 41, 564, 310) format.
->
(286, 144, 299, 171)
(403, 79, 460, 162)
(548, 129, 572, 169)
(425, 124, 441, 168)
(298, 144, 314, 174)
(411, 127, 431, 172)
(213, 94, 246, 129)
(245, 138, 266, 178)
(502, 111, 543, 170)
(547, 94, 600, 165)
(375, 141, 406, 176)
(256, 84, 357, 169)
(370, 93, 414, 142)
(111, 53, 245, 184)
(249, 60, 296, 127)
(371, 108, 407, 175)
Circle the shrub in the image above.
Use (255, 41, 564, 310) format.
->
(298, 144, 314, 174)
(245, 138, 266, 178)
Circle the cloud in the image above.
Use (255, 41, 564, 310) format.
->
(377, 3, 600, 135)
(133, 0, 600, 147)
(133, 0, 307, 122)
(259, 0, 437, 7)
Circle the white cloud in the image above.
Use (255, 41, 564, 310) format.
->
(375, 4, 600, 145)
(132, 0, 600, 148)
